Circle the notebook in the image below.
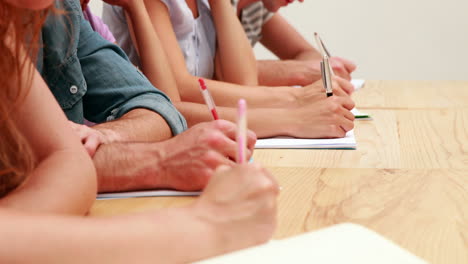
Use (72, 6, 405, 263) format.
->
(196, 223, 427, 264)
(255, 130, 356, 149)
(350, 79, 372, 119)
(351, 79, 365, 90)
(96, 190, 200, 200)
(351, 108, 372, 120)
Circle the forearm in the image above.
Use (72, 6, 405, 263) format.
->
(93, 109, 172, 142)
(257, 60, 321, 87)
(93, 142, 162, 193)
(293, 49, 322, 61)
(0, 150, 96, 215)
(209, 0, 257, 85)
(0, 206, 222, 264)
(124, 1, 181, 100)
(178, 76, 296, 108)
(174, 101, 291, 138)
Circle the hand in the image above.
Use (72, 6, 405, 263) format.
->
(68, 121, 122, 157)
(193, 164, 279, 252)
(68, 121, 104, 157)
(329, 56, 357, 81)
(289, 95, 355, 138)
(153, 120, 257, 190)
(294, 57, 357, 86)
(294, 76, 354, 107)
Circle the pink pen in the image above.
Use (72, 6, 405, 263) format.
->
(236, 99, 247, 164)
(198, 78, 219, 120)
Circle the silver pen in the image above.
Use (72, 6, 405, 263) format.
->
(321, 55, 333, 97)
(314, 32, 335, 76)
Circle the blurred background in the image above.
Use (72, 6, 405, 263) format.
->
(89, 0, 468, 80)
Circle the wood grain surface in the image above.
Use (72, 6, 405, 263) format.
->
(90, 81, 468, 264)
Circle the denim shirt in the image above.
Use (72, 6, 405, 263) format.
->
(38, 0, 187, 135)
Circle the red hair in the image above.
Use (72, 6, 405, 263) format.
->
(0, 1, 53, 197)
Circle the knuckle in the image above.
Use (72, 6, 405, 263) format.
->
(205, 133, 225, 148)
(201, 150, 221, 164)
(257, 177, 276, 193)
(329, 103, 340, 113)
(329, 125, 340, 136)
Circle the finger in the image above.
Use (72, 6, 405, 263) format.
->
(335, 57, 357, 73)
(338, 113, 355, 132)
(332, 64, 351, 81)
(212, 119, 237, 139)
(215, 164, 231, 172)
(342, 107, 355, 122)
(83, 134, 101, 157)
(337, 96, 355, 110)
(246, 129, 257, 150)
(335, 76, 354, 95)
(204, 150, 236, 169)
(330, 81, 348, 97)
(259, 167, 280, 194)
(212, 121, 254, 160)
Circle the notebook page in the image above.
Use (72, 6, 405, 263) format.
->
(255, 130, 356, 149)
(197, 223, 427, 264)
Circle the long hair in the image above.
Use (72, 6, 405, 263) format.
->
(0, 1, 53, 197)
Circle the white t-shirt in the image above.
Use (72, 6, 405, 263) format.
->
(103, 0, 217, 78)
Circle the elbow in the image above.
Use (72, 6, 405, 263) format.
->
(74, 153, 98, 215)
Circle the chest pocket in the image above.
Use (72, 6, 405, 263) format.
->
(46, 51, 87, 110)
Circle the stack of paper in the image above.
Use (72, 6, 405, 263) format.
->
(255, 130, 356, 149)
(196, 223, 427, 264)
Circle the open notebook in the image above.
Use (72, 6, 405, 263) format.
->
(255, 130, 356, 149)
(196, 223, 427, 264)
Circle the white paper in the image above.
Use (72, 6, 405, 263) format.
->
(351, 79, 365, 90)
(351, 108, 372, 120)
(255, 130, 356, 149)
(196, 223, 427, 264)
(96, 190, 200, 200)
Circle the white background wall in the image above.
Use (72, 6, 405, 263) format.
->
(89, 0, 468, 80)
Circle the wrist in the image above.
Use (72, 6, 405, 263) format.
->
(189, 202, 233, 257)
(290, 61, 320, 86)
(95, 142, 164, 192)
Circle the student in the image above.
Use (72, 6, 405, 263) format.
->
(81, 0, 116, 43)
(231, 0, 358, 86)
(103, 0, 356, 139)
(0, 0, 278, 262)
(39, 0, 257, 193)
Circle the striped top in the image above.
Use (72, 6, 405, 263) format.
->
(231, 0, 274, 46)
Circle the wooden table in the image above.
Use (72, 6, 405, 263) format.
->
(91, 81, 468, 264)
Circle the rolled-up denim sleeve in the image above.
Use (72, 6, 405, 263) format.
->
(75, 3, 187, 135)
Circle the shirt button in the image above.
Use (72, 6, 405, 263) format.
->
(70, 85, 78, 94)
